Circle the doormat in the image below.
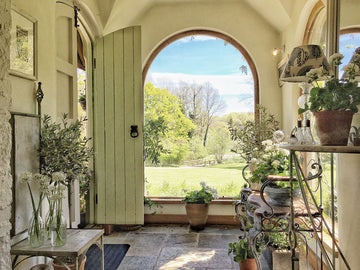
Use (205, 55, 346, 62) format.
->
(85, 244, 130, 270)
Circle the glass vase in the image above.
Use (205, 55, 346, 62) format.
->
(45, 199, 67, 247)
(28, 213, 45, 248)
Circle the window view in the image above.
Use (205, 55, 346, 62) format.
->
(144, 35, 255, 197)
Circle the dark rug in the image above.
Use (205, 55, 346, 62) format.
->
(85, 244, 130, 270)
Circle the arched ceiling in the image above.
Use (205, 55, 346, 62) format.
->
(80, 0, 294, 35)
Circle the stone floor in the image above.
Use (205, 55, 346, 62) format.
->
(104, 224, 243, 270)
(104, 224, 313, 270)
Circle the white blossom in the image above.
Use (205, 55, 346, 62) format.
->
(271, 160, 280, 167)
(20, 172, 33, 183)
(261, 140, 273, 146)
(52, 172, 66, 182)
(329, 53, 344, 66)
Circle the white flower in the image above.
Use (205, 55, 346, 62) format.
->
(329, 53, 344, 66)
(52, 172, 66, 182)
(250, 158, 258, 164)
(271, 160, 281, 167)
(261, 140, 273, 146)
(20, 172, 33, 183)
(262, 154, 270, 160)
(343, 63, 360, 79)
(200, 181, 206, 188)
(280, 148, 290, 156)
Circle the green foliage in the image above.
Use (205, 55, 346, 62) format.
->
(160, 140, 189, 165)
(79, 94, 86, 102)
(186, 136, 208, 160)
(228, 238, 262, 262)
(39, 114, 92, 183)
(182, 182, 218, 205)
(206, 121, 231, 164)
(144, 83, 195, 165)
(228, 105, 279, 162)
(300, 81, 360, 113)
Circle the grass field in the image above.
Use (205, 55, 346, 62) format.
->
(145, 161, 248, 197)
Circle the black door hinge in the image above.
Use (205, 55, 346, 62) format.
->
(95, 194, 98, 204)
(94, 58, 96, 69)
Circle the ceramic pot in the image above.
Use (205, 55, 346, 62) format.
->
(51, 255, 86, 270)
(238, 258, 257, 270)
(185, 203, 209, 230)
(314, 110, 354, 146)
(264, 186, 301, 207)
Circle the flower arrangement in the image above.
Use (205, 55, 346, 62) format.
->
(249, 140, 290, 186)
(182, 182, 219, 205)
(299, 49, 360, 114)
(20, 172, 50, 247)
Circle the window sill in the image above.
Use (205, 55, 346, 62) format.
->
(145, 196, 236, 205)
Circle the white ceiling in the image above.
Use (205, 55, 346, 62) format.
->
(80, 0, 293, 33)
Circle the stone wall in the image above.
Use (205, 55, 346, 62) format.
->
(0, 0, 12, 269)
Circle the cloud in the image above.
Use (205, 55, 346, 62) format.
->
(147, 72, 254, 95)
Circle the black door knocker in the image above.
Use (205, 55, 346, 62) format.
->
(130, 125, 139, 138)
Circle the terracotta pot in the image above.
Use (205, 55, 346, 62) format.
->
(238, 258, 257, 270)
(52, 255, 86, 270)
(314, 110, 354, 146)
(185, 203, 209, 230)
(79, 100, 86, 111)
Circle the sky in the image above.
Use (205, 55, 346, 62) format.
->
(339, 33, 360, 77)
(145, 35, 255, 115)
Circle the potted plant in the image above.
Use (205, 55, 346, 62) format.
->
(250, 140, 300, 206)
(228, 105, 279, 189)
(182, 182, 218, 230)
(39, 114, 92, 228)
(228, 238, 262, 270)
(299, 50, 360, 146)
(79, 94, 86, 111)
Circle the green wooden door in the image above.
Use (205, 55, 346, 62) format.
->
(93, 26, 143, 225)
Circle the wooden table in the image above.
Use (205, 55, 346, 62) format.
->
(11, 229, 104, 270)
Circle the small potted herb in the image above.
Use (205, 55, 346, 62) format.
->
(228, 238, 262, 270)
(79, 94, 86, 111)
(182, 182, 218, 230)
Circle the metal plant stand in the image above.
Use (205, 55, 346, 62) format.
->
(236, 145, 357, 270)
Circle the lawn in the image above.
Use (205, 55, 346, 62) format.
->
(145, 161, 248, 197)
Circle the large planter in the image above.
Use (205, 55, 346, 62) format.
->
(264, 186, 301, 207)
(238, 258, 257, 270)
(185, 203, 209, 230)
(314, 110, 354, 146)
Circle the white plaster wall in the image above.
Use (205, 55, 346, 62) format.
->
(337, 1, 360, 269)
(0, 0, 12, 269)
(122, 1, 283, 122)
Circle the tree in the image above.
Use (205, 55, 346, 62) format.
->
(144, 83, 195, 165)
(206, 120, 231, 163)
(170, 82, 226, 146)
(201, 82, 226, 146)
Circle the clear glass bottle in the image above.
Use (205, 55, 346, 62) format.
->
(294, 119, 303, 144)
(302, 119, 315, 145)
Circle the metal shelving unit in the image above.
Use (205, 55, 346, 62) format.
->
(236, 145, 359, 270)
